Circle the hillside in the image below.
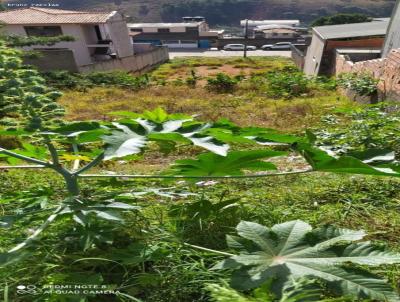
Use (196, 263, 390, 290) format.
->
(4, 0, 397, 25)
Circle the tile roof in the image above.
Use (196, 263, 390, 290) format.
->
(0, 7, 115, 24)
(313, 20, 389, 40)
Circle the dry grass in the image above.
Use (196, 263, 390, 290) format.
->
(59, 85, 354, 133)
(151, 56, 292, 84)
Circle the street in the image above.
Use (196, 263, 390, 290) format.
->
(168, 49, 292, 58)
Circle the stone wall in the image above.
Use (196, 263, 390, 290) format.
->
(335, 48, 400, 101)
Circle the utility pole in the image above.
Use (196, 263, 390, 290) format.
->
(244, 19, 249, 58)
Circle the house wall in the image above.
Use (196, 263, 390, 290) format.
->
(105, 15, 134, 58)
(3, 24, 93, 66)
(303, 33, 325, 76)
(336, 48, 400, 101)
(383, 1, 400, 57)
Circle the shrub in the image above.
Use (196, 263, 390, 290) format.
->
(185, 69, 199, 88)
(337, 73, 378, 96)
(42, 70, 89, 90)
(206, 73, 239, 93)
(85, 71, 150, 90)
(265, 71, 311, 98)
(43, 70, 151, 91)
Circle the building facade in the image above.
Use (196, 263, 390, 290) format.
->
(128, 19, 223, 49)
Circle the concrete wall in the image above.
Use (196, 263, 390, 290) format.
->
(23, 49, 79, 72)
(291, 44, 308, 70)
(336, 48, 400, 101)
(105, 13, 134, 58)
(303, 33, 325, 76)
(79, 46, 169, 74)
(383, 0, 400, 57)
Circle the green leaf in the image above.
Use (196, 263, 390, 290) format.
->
(296, 143, 400, 177)
(102, 123, 147, 160)
(94, 210, 124, 222)
(170, 150, 286, 176)
(214, 220, 400, 301)
(52, 121, 101, 134)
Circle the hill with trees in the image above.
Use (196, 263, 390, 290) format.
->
(4, 0, 397, 25)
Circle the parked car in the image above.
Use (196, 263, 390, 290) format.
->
(223, 44, 257, 51)
(261, 42, 292, 50)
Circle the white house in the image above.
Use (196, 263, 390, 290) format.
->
(0, 7, 135, 69)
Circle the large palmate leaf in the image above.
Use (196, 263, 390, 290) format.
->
(102, 123, 147, 160)
(102, 108, 230, 160)
(170, 150, 287, 176)
(296, 143, 400, 178)
(213, 220, 400, 301)
(207, 278, 323, 302)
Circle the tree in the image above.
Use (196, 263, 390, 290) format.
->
(311, 13, 372, 27)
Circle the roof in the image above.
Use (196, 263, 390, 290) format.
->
(313, 20, 389, 40)
(240, 20, 300, 26)
(0, 7, 115, 24)
(127, 22, 203, 28)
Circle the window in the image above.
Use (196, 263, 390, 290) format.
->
(131, 28, 143, 32)
(24, 26, 63, 37)
(186, 27, 198, 33)
(158, 28, 170, 33)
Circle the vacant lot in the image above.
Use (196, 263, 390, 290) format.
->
(3, 56, 400, 302)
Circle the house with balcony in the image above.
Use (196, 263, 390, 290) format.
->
(128, 17, 224, 49)
(0, 7, 168, 73)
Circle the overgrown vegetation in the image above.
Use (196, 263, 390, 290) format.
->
(2, 52, 400, 302)
(42, 70, 151, 91)
(337, 72, 378, 96)
(315, 103, 400, 155)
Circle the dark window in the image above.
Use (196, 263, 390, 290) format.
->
(158, 28, 170, 33)
(94, 25, 102, 41)
(186, 27, 198, 33)
(131, 28, 143, 32)
(24, 26, 63, 37)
